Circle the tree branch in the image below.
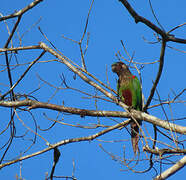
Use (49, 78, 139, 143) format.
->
(119, 0, 186, 44)
(154, 155, 186, 180)
(4, 15, 23, 100)
(39, 42, 127, 110)
(0, 99, 185, 134)
(0, 45, 41, 52)
(143, 146, 186, 155)
(0, 0, 43, 21)
(0, 119, 130, 169)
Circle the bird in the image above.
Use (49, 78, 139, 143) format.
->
(111, 61, 142, 154)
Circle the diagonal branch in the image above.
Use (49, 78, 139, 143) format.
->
(4, 16, 22, 48)
(154, 155, 186, 180)
(119, 0, 186, 44)
(0, 0, 43, 21)
(0, 119, 130, 169)
(119, 0, 165, 36)
(39, 42, 127, 110)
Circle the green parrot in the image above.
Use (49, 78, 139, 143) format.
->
(111, 61, 142, 154)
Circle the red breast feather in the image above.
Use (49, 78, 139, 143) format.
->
(122, 89, 132, 106)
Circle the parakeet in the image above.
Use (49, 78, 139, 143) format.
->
(112, 61, 142, 154)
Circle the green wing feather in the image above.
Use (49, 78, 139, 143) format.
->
(131, 76, 142, 111)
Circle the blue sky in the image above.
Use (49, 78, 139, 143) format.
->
(0, 0, 186, 179)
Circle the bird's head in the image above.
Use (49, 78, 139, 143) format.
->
(111, 62, 130, 76)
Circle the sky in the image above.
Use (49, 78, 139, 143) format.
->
(0, 0, 186, 179)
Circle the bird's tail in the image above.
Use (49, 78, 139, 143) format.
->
(130, 120, 141, 155)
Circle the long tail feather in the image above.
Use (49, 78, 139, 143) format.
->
(131, 121, 140, 155)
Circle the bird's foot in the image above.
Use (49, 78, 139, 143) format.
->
(127, 105, 133, 112)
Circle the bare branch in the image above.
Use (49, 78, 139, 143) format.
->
(0, 0, 43, 21)
(80, 0, 94, 42)
(119, 0, 186, 44)
(0, 99, 185, 134)
(143, 146, 186, 155)
(0, 119, 130, 169)
(3, 15, 23, 101)
(0, 0, 185, 177)
(148, 0, 165, 31)
(0, 45, 41, 53)
(154, 156, 186, 180)
(168, 22, 186, 34)
(39, 42, 126, 109)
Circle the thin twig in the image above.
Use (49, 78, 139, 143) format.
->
(148, 0, 165, 31)
(168, 22, 186, 34)
(80, 0, 94, 42)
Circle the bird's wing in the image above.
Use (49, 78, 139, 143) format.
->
(131, 76, 142, 111)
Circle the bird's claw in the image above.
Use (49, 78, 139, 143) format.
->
(127, 106, 134, 112)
